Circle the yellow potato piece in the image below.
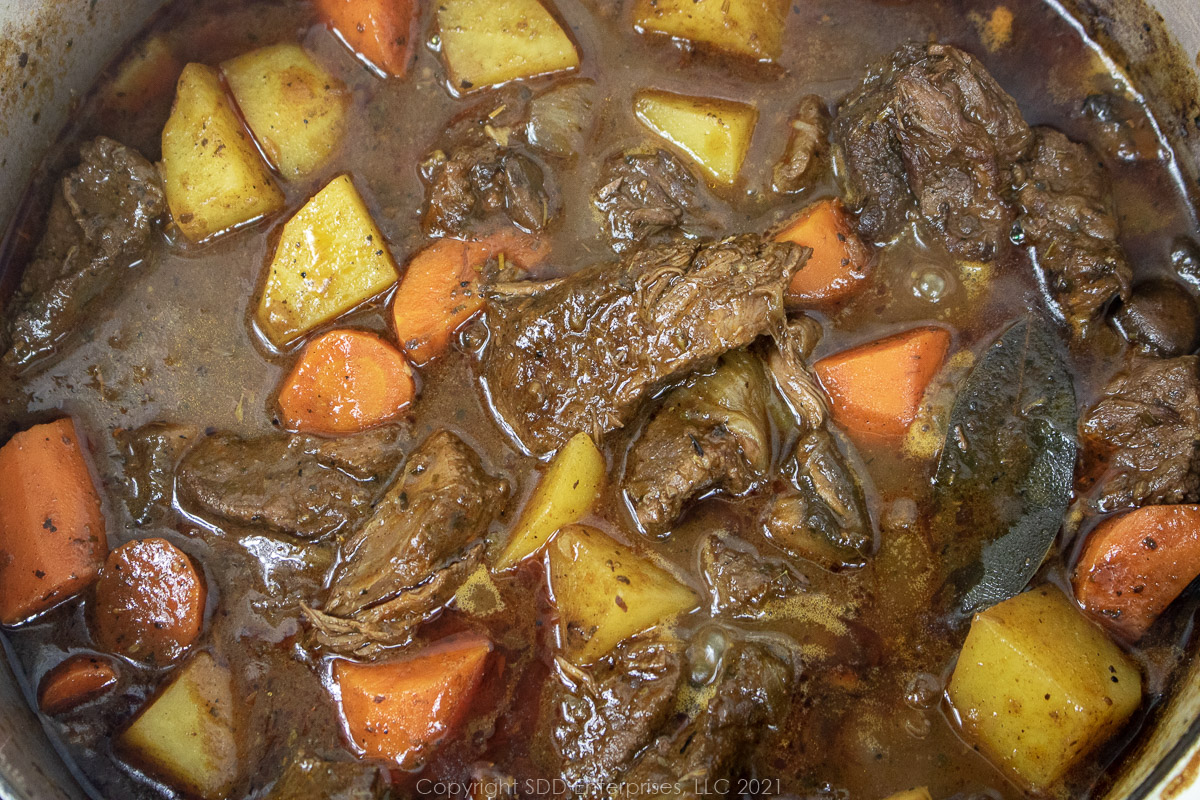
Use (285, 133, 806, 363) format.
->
(633, 0, 789, 62)
(437, 0, 580, 94)
(495, 432, 606, 571)
(883, 789, 932, 800)
(222, 44, 351, 180)
(634, 90, 758, 185)
(256, 175, 398, 347)
(161, 63, 285, 243)
(947, 586, 1142, 791)
(548, 525, 698, 664)
(118, 653, 237, 800)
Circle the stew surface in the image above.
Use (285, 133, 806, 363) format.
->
(2, 1, 1200, 800)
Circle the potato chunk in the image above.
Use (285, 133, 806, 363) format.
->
(161, 63, 285, 243)
(118, 652, 237, 800)
(633, 90, 758, 185)
(548, 525, 698, 664)
(947, 586, 1142, 791)
(436, 0, 580, 94)
(222, 44, 350, 180)
(256, 175, 399, 347)
(495, 432, 606, 570)
(633, 0, 789, 62)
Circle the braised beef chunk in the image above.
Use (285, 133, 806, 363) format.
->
(266, 754, 389, 800)
(624, 351, 772, 535)
(772, 95, 831, 195)
(4, 137, 165, 370)
(306, 431, 507, 656)
(1014, 127, 1132, 335)
(624, 640, 794, 796)
(833, 42, 1032, 260)
(1174, 236, 1200, 288)
(421, 89, 556, 236)
(700, 535, 804, 616)
(1112, 279, 1200, 357)
(539, 634, 683, 794)
(176, 426, 405, 540)
(592, 149, 714, 254)
(764, 321, 872, 569)
(1081, 356, 1200, 511)
(481, 235, 807, 455)
(116, 422, 199, 526)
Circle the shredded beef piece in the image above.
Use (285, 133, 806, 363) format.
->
(833, 42, 1032, 260)
(623, 351, 772, 535)
(4, 137, 165, 370)
(481, 235, 807, 455)
(591, 148, 715, 254)
(1081, 356, 1200, 511)
(1013, 127, 1132, 335)
(539, 634, 683, 795)
(176, 426, 405, 540)
(305, 431, 507, 656)
(421, 89, 556, 236)
(772, 94, 831, 194)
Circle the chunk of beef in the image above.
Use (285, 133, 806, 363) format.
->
(481, 235, 807, 455)
(539, 634, 683, 795)
(305, 431, 507, 656)
(422, 89, 556, 236)
(115, 422, 200, 526)
(1173, 236, 1200, 289)
(833, 42, 1032, 260)
(624, 351, 772, 535)
(1013, 127, 1132, 335)
(700, 535, 804, 617)
(1112, 279, 1200, 357)
(266, 754, 389, 800)
(763, 320, 872, 569)
(1081, 356, 1200, 511)
(176, 426, 405, 539)
(772, 95, 831, 195)
(4, 137, 165, 370)
(591, 149, 715, 254)
(623, 640, 794, 797)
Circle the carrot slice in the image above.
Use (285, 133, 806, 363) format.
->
(334, 633, 492, 766)
(277, 329, 416, 436)
(813, 326, 951, 442)
(92, 538, 207, 666)
(38, 654, 119, 715)
(0, 418, 107, 625)
(775, 199, 871, 304)
(392, 231, 549, 367)
(314, 0, 419, 78)
(1073, 505, 1200, 640)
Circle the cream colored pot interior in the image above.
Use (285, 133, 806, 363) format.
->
(0, 1, 1198, 799)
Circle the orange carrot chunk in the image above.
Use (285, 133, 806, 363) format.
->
(0, 418, 107, 626)
(775, 198, 871, 304)
(92, 538, 207, 666)
(392, 231, 549, 366)
(1073, 504, 1200, 640)
(277, 329, 416, 436)
(314, 0, 419, 78)
(334, 633, 492, 766)
(38, 654, 119, 715)
(813, 326, 951, 442)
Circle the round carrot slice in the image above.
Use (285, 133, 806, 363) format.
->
(92, 538, 206, 666)
(277, 329, 416, 436)
(38, 653, 119, 715)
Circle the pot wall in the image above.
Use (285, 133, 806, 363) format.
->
(0, 2, 1197, 799)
